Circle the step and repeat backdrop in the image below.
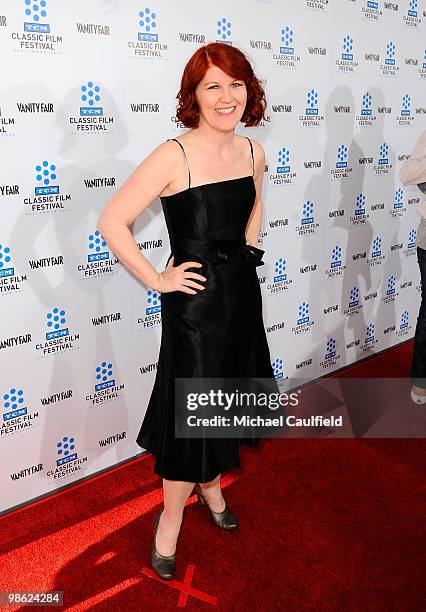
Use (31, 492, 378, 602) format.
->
(1, 0, 425, 513)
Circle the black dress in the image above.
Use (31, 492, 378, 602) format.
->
(136, 136, 277, 483)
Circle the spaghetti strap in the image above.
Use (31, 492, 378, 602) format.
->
(245, 136, 255, 176)
(167, 138, 191, 189)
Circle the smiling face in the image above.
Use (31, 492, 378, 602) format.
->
(194, 64, 247, 131)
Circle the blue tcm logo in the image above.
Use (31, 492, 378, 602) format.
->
(138, 7, 158, 41)
(2, 387, 27, 421)
(408, 0, 418, 17)
(0, 243, 13, 278)
(394, 188, 403, 209)
(46, 306, 68, 340)
(302, 200, 314, 225)
(274, 257, 287, 282)
(297, 302, 310, 325)
(216, 17, 232, 44)
(385, 41, 396, 65)
(272, 358, 283, 380)
(361, 91, 372, 116)
(276, 148, 291, 173)
(401, 94, 411, 116)
(400, 310, 409, 330)
(35, 160, 58, 195)
(378, 143, 389, 165)
(355, 193, 366, 215)
(330, 245, 342, 269)
(305, 89, 319, 115)
(95, 361, 115, 392)
(280, 26, 294, 54)
(24, 0, 49, 32)
(349, 286, 359, 308)
(88, 229, 109, 262)
(408, 228, 417, 249)
(367, 1, 379, 8)
(387, 275, 396, 296)
(146, 289, 161, 315)
(80, 81, 102, 116)
(56, 435, 77, 466)
(372, 236, 382, 257)
(365, 323, 375, 343)
(423, 49, 426, 69)
(325, 338, 336, 360)
(336, 144, 348, 168)
(341, 34, 354, 61)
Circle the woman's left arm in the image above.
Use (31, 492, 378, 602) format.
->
(245, 139, 266, 247)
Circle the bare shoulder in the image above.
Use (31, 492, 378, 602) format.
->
(249, 137, 265, 161)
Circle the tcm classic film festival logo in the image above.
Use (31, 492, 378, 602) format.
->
(11, 0, 63, 54)
(1, 387, 40, 439)
(35, 306, 80, 358)
(85, 361, 125, 410)
(77, 229, 120, 281)
(128, 7, 168, 60)
(69, 82, 114, 135)
(0, 243, 28, 297)
(23, 160, 72, 215)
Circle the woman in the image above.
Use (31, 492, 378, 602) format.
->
(399, 129, 426, 404)
(97, 42, 276, 580)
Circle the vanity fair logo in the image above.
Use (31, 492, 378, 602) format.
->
(11, 0, 63, 55)
(0, 243, 28, 297)
(128, 6, 168, 60)
(85, 361, 125, 409)
(1, 387, 40, 439)
(272, 25, 301, 69)
(23, 160, 71, 215)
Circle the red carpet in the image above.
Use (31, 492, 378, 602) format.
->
(1, 340, 425, 611)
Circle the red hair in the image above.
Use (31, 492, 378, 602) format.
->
(176, 42, 267, 128)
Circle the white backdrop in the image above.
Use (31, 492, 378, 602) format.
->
(1, 0, 425, 514)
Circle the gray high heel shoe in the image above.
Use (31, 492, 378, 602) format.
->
(151, 509, 176, 580)
(194, 483, 238, 530)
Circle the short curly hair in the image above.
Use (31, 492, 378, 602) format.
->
(176, 42, 267, 128)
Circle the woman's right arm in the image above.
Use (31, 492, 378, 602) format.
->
(96, 141, 205, 294)
(399, 130, 426, 186)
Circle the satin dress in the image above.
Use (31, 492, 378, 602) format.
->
(136, 137, 277, 483)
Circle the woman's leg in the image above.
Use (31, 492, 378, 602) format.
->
(198, 473, 226, 513)
(155, 478, 195, 557)
(411, 246, 426, 394)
